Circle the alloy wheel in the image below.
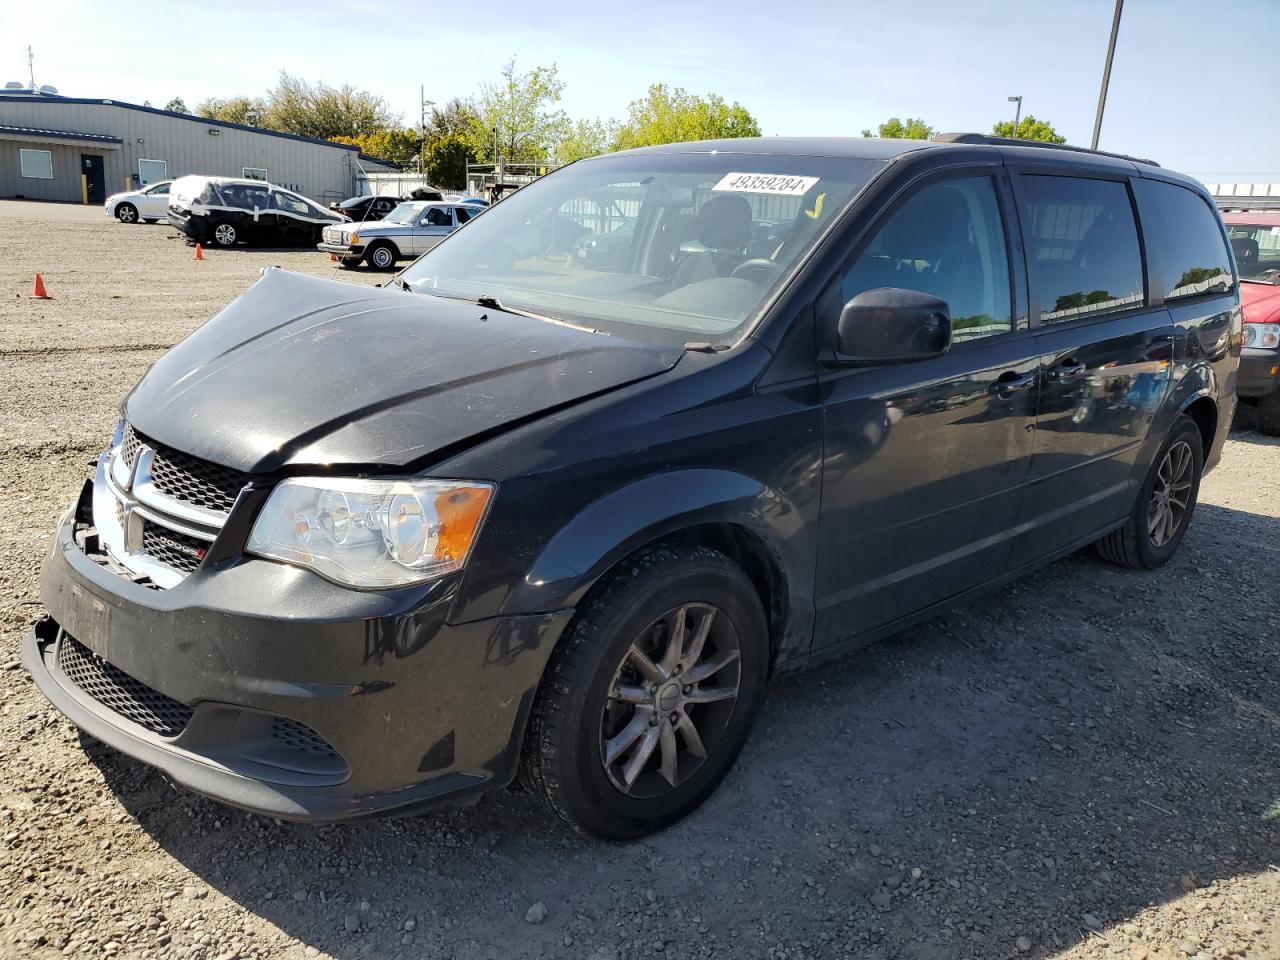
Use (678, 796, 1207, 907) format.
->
(214, 224, 236, 246)
(1148, 439, 1193, 547)
(117, 205, 136, 223)
(600, 602, 741, 799)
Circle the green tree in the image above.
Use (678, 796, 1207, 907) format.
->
(860, 117, 934, 139)
(164, 97, 188, 114)
(196, 96, 266, 126)
(471, 58, 568, 163)
(612, 84, 760, 150)
(263, 71, 398, 140)
(423, 133, 472, 189)
(992, 115, 1066, 143)
(332, 129, 422, 167)
(556, 117, 615, 163)
(428, 98, 481, 140)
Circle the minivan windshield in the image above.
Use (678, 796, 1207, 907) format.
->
(399, 152, 884, 345)
(1226, 224, 1280, 283)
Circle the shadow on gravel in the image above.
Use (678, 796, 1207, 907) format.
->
(86, 503, 1280, 960)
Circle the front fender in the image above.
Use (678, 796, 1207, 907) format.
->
(500, 468, 816, 661)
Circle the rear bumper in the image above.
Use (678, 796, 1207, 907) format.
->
(1238, 348, 1280, 399)
(25, 490, 571, 821)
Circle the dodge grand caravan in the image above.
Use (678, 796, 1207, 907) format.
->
(25, 135, 1240, 840)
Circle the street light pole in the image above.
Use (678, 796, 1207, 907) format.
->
(1007, 95, 1022, 138)
(418, 87, 436, 180)
(1091, 0, 1124, 150)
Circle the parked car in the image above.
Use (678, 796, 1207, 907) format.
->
(316, 200, 477, 269)
(167, 175, 345, 248)
(328, 194, 402, 222)
(105, 180, 171, 224)
(24, 135, 1238, 841)
(1222, 211, 1280, 433)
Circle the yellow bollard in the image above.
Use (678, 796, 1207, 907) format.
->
(81, 174, 88, 205)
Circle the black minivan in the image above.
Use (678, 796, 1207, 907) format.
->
(26, 135, 1239, 840)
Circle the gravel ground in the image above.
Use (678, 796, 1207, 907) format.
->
(0, 201, 1277, 960)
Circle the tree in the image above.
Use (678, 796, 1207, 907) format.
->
(263, 71, 398, 140)
(196, 96, 267, 126)
(556, 117, 615, 163)
(164, 97, 188, 114)
(471, 58, 568, 163)
(611, 84, 760, 151)
(423, 133, 472, 189)
(991, 115, 1066, 143)
(860, 117, 934, 139)
(332, 129, 422, 167)
(427, 98, 481, 140)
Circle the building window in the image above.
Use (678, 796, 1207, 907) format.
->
(20, 149, 53, 179)
(242, 167, 268, 181)
(138, 158, 168, 186)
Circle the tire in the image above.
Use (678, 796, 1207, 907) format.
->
(142, 218, 157, 224)
(211, 222, 238, 247)
(521, 544, 769, 841)
(1096, 415, 1203, 569)
(115, 203, 138, 224)
(366, 243, 397, 270)
(339, 257, 361, 269)
(1256, 389, 1280, 436)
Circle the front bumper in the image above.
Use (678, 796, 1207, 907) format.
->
(25, 487, 571, 821)
(1238, 348, 1280, 398)
(316, 242, 364, 257)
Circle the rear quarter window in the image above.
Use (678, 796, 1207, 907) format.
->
(1019, 175, 1145, 322)
(1133, 180, 1234, 299)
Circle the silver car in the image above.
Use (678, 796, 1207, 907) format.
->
(317, 201, 479, 270)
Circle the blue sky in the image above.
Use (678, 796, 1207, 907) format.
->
(5, 0, 1277, 184)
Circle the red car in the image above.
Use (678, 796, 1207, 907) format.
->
(1223, 211, 1280, 433)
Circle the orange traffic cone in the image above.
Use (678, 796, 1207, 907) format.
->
(31, 274, 51, 299)
(193, 243, 205, 261)
(329, 253, 338, 262)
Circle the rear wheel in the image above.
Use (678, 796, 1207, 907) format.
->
(1256, 389, 1280, 436)
(1096, 416, 1203, 569)
(211, 222, 238, 247)
(366, 243, 397, 270)
(115, 203, 138, 224)
(521, 545, 768, 840)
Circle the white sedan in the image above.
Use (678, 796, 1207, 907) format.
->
(105, 181, 172, 224)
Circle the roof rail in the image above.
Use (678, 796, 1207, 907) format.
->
(933, 132, 1160, 168)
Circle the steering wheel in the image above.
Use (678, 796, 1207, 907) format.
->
(730, 258, 783, 286)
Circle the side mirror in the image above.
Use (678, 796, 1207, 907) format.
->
(836, 287, 952, 364)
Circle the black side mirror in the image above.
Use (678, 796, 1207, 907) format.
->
(836, 287, 952, 364)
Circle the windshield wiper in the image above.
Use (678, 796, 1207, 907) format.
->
(473, 295, 600, 334)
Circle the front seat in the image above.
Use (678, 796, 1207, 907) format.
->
(670, 194, 753, 288)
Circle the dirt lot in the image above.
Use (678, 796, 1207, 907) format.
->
(0, 200, 1277, 960)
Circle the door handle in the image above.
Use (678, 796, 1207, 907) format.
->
(988, 370, 1038, 399)
(1049, 359, 1087, 383)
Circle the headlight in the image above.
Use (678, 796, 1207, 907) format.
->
(1243, 322, 1280, 349)
(246, 477, 493, 589)
(349, 232, 360, 245)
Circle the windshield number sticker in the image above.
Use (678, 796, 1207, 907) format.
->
(713, 173, 819, 196)
(1272, 226, 1280, 236)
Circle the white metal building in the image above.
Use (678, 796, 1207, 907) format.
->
(0, 90, 395, 206)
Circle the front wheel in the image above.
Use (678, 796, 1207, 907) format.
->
(211, 222, 237, 247)
(1096, 416, 1203, 569)
(521, 545, 768, 840)
(115, 203, 138, 224)
(365, 243, 397, 270)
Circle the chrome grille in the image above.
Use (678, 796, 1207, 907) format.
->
(120, 425, 142, 468)
(147, 442, 249, 515)
(56, 632, 193, 738)
(141, 521, 206, 573)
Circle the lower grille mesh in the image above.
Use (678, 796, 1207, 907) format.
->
(56, 633, 193, 738)
(272, 719, 342, 759)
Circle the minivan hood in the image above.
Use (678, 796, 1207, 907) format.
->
(124, 269, 683, 472)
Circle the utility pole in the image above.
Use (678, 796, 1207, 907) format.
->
(1091, 0, 1124, 150)
(27, 45, 35, 91)
(1007, 95, 1022, 138)
(417, 87, 436, 181)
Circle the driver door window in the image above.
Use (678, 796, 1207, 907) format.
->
(422, 207, 453, 228)
(838, 176, 1013, 343)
